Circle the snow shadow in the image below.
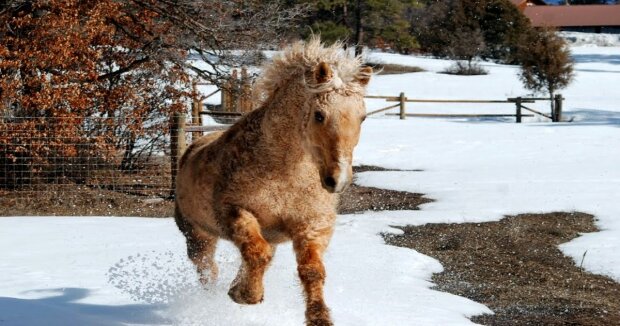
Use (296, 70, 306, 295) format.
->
(0, 288, 167, 326)
(446, 109, 620, 127)
(571, 53, 620, 65)
(551, 109, 620, 127)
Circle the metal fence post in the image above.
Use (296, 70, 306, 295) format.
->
(191, 82, 202, 140)
(399, 92, 406, 120)
(515, 97, 522, 123)
(170, 112, 186, 197)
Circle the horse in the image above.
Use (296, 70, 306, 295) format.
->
(174, 38, 372, 326)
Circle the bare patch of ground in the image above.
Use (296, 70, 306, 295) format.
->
(0, 165, 428, 217)
(385, 212, 620, 326)
(339, 165, 430, 214)
(0, 187, 173, 217)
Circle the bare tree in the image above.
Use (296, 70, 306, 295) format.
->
(121, 0, 308, 85)
(444, 27, 488, 75)
(0, 0, 307, 186)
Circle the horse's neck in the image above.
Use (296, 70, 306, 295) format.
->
(259, 80, 309, 163)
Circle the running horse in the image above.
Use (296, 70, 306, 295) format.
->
(174, 38, 372, 325)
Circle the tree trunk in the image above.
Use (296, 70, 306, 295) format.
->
(120, 131, 137, 171)
(354, 0, 363, 56)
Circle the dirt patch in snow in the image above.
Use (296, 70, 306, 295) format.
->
(385, 212, 620, 326)
(0, 187, 173, 217)
(339, 165, 430, 214)
(0, 165, 429, 217)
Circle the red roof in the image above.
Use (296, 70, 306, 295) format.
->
(524, 5, 620, 27)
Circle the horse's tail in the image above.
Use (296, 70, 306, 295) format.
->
(175, 131, 225, 234)
(174, 200, 191, 236)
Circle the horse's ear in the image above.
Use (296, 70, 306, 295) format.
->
(314, 62, 333, 84)
(356, 66, 373, 87)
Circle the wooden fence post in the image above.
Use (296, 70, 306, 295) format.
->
(222, 73, 233, 112)
(240, 67, 252, 113)
(554, 94, 563, 122)
(191, 82, 202, 140)
(515, 97, 522, 123)
(399, 92, 406, 120)
(230, 69, 239, 112)
(170, 112, 186, 197)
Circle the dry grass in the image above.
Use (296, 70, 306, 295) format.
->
(367, 63, 424, 75)
(0, 165, 428, 217)
(0, 187, 173, 217)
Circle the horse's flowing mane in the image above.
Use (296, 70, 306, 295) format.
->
(252, 37, 369, 107)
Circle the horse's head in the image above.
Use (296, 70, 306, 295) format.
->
(303, 62, 372, 193)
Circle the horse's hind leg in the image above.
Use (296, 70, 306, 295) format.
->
(175, 207, 219, 285)
(227, 208, 274, 305)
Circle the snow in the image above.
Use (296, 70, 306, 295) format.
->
(0, 216, 489, 325)
(1, 35, 619, 325)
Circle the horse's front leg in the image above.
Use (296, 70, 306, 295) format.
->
(227, 208, 274, 305)
(293, 229, 334, 326)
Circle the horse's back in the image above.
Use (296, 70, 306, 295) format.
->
(178, 131, 225, 169)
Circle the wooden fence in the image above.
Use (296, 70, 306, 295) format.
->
(170, 87, 565, 191)
(366, 93, 564, 123)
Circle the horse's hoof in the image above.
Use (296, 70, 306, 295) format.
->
(198, 271, 217, 287)
(227, 283, 264, 305)
(306, 318, 333, 326)
(306, 301, 332, 326)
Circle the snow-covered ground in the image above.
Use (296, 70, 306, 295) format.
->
(1, 36, 619, 325)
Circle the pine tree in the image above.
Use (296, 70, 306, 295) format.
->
(517, 28, 574, 119)
(414, 0, 531, 63)
(286, 0, 421, 54)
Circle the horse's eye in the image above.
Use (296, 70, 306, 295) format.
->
(314, 111, 325, 123)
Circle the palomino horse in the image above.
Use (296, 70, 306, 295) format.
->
(174, 38, 371, 326)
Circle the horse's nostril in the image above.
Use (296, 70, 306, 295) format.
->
(323, 176, 336, 189)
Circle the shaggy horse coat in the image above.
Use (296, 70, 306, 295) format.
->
(175, 38, 371, 326)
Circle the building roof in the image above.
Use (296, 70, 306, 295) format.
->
(524, 5, 620, 27)
(510, 0, 547, 7)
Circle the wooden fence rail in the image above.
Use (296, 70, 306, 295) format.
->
(366, 93, 563, 123)
(173, 89, 565, 190)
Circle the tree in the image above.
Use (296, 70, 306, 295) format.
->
(0, 0, 305, 187)
(286, 0, 421, 54)
(443, 27, 488, 75)
(516, 28, 574, 119)
(414, 0, 531, 63)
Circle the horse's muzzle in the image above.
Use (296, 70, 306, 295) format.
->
(321, 174, 350, 193)
(322, 176, 337, 193)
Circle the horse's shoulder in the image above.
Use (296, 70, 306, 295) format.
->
(222, 109, 265, 143)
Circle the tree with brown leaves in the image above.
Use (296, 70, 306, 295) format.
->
(0, 0, 304, 187)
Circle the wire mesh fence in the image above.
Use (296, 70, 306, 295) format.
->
(1, 116, 173, 216)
